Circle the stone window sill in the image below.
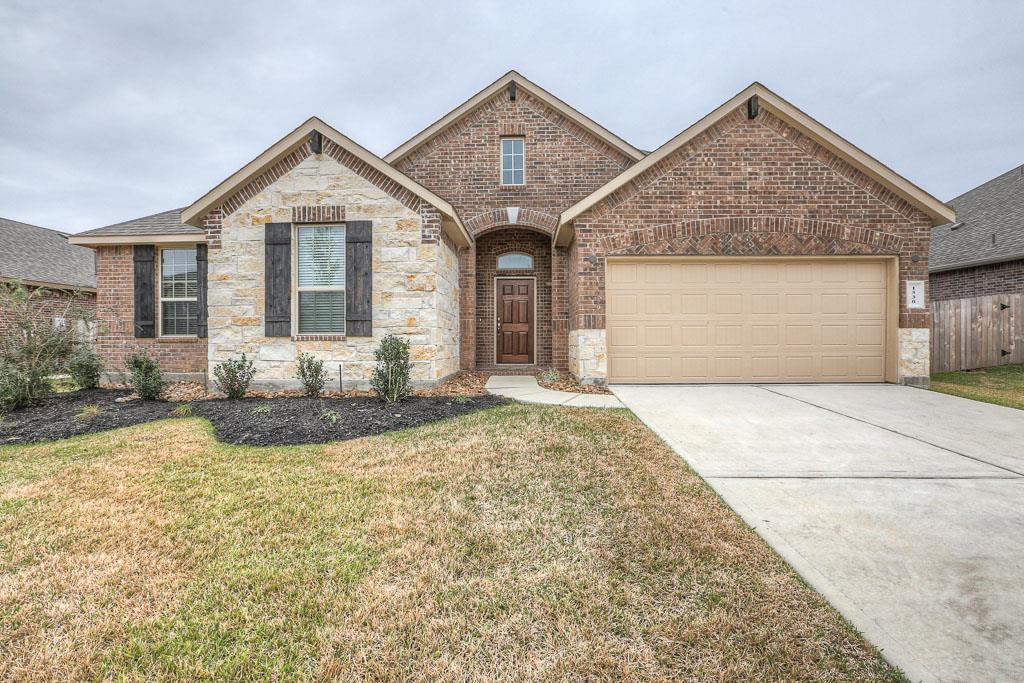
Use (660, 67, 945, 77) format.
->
(292, 335, 347, 342)
(157, 336, 200, 343)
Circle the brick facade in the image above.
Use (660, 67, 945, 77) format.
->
(94, 245, 207, 379)
(0, 285, 95, 335)
(393, 85, 635, 368)
(473, 229, 553, 369)
(929, 259, 1024, 301)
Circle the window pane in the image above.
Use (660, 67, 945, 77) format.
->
(502, 169, 514, 185)
(299, 290, 345, 334)
(497, 252, 533, 269)
(161, 301, 197, 335)
(513, 169, 524, 184)
(298, 225, 345, 288)
(161, 249, 197, 298)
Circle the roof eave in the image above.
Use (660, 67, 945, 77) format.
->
(67, 233, 206, 247)
(554, 83, 955, 246)
(929, 253, 1024, 273)
(180, 117, 472, 247)
(0, 276, 96, 293)
(384, 70, 645, 165)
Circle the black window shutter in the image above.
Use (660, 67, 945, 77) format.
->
(195, 244, 209, 338)
(133, 245, 156, 338)
(346, 221, 373, 337)
(264, 223, 292, 337)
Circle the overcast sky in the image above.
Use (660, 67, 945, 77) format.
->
(1, 1, 1021, 233)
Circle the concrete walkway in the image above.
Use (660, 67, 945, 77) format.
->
(613, 383, 1024, 683)
(485, 375, 623, 408)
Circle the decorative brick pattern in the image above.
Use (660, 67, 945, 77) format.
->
(93, 245, 207, 378)
(221, 143, 313, 218)
(292, 205, 346, 223)
(930, 259, 1024, 301)
(569, 105, 934, 335)
(203, 209, 223, 250)
(0, 286, 95, 336)
(474, 229, 553, 368)
(395, 85, 635, 367)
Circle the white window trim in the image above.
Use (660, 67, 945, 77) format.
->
(157, 245, 199, 338)
(500, 137, 525, 186)
(291, 224, 347, 337)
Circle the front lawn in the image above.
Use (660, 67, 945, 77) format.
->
(0, 405, 901, 680)
(930, 363, 1024, 410)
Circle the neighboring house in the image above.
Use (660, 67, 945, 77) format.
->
(930, 164, 1024, 301)
(0, 216, 96, 333)
(69, 71, 953, 388)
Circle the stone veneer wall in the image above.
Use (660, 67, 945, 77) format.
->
(567, 105, 935, 386)
(207, 152, 457, 389)
(568, 329, 606, 385)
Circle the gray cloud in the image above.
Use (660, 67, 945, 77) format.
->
(1, 0, 1021, 232)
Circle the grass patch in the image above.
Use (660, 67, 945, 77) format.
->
(930, 363, 1024, 410)
(75, 403, 102, 421)
(0, 406, 903, 680)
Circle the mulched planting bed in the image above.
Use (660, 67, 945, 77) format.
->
(0, 389, 506, 446)
(0, 389, 175, 445)
(191, 394, 506, 446)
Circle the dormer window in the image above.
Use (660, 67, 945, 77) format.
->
(501, 138, 524, 185)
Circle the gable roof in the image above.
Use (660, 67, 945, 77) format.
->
(555, 82, 955, 246)
(180, 117, 471, 246)
(0, 217, 96, 290)
(930, 164, 1024, 272)
(69, 208, 205, 246)
(384, 70, 645, 165)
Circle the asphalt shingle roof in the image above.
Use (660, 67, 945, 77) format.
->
(0, 217, 96, 289)
(930, 164, 1024, 272)
(75, 208, 204, 237)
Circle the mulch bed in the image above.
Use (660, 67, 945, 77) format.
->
(0, 389, 506, 447)
(0, 389, 175, 445)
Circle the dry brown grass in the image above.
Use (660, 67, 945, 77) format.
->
(0, 406, 902, 681)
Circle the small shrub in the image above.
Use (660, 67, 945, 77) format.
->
(213, 354, 255, 400)
(370, 334, 412, 404)
(296, 353, 328, 398)
(76, 403, 102, 420)
(170, 403, 193, 417)
(540, 368, 561, 384)
(0, 282, 84, 408)
(125, 352, 165, 401)
(321, 409, 340, 426)
(454, 395, 473, 405)
(69, 349, 103, 389)
(251, 403, 272, 415)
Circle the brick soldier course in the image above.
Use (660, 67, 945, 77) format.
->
(70, 72, 954, 388)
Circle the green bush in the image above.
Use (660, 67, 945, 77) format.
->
(370, 334, 412, 404)
(296, 352, 328, 397)
(0, 282, 83, 408)
(69, 349, 103, 389)
(125, 352, 165, 401)
(213, 354, 255, 400)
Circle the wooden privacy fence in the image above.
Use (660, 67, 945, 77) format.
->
(931, 294, 1024, 373)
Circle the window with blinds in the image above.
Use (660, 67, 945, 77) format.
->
(297, 225, 345, 334)
(160, 248, 198, 336)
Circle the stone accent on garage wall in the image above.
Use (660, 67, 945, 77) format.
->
(569, 328, 607, 385)
(898, 327, 930, 387)
(207, 152, 456, 389)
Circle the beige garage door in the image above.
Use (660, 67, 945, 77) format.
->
(606, 258, 891, 383)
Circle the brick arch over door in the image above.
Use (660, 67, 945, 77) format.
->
(465, 208, 559, 237)
(475, 228, 553, 369)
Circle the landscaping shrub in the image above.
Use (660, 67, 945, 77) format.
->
(0, 282, 85, 408)
(296, 352, 328, 397)
(540, 368, 561, 384)
(69, 349, 103, 389)
(370, 334, 412, 404)
(213, 354, 255, 400)
(125, 352, 165, 401)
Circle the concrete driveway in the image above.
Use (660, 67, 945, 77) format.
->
(612, 384, 1024, 683)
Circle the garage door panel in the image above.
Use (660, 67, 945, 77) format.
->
(607, 258, 889, 383)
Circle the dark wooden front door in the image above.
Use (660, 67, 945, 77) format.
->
(496, 278, 534, 364)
